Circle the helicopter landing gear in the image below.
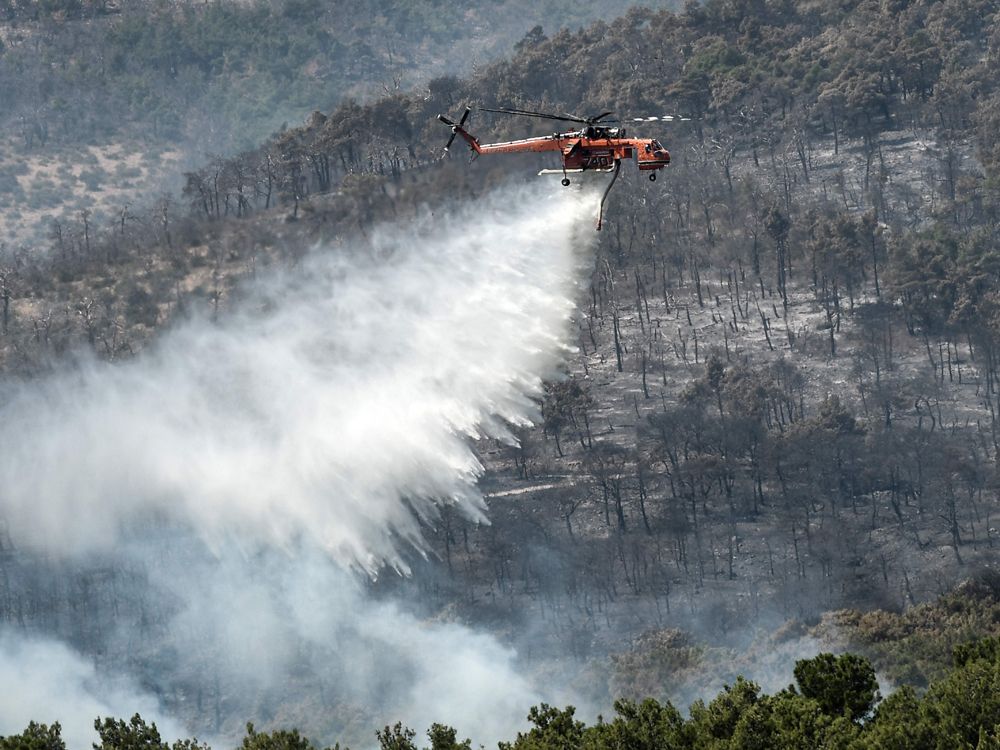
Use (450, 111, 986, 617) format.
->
(561, 177, 571, 187)
(649, 172, 657, 182)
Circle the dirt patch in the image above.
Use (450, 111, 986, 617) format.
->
(0, 137, 183, 248)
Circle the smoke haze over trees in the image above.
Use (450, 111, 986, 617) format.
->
(12, 627, 1000, 748)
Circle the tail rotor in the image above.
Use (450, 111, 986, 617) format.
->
(439, 107, 472, 153)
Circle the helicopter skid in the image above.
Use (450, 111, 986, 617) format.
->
(537, 167, 615, 175)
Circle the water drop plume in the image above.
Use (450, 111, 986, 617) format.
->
(0, 182, 596, 571)
(0, 181, 601, 746)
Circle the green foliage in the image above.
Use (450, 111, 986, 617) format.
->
(792, 653, 879, 720)
(92, 715, 211, 750)
(374, 724, 415, 750)
(0, 722, 65, 750)
(425, 724, 470, 750)
(590, 698, 686, 750)
(686, 37, 747, 76)
(732, 690, 860, 749)
(241, 723, 320, 750)
(886, 218, 1000, 342)
(499, 704, 586, 750)
(687, 677, 762, 744)
(861, 686, 931, 750)
(921, 656, 1000, 748)
(954, 636, 1000, 668)
(93, 715, 168, 750)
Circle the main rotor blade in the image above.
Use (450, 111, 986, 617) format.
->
(480, 106, 591, 125)
(589, 111, 616, 124)
(630, 115, 692, 122)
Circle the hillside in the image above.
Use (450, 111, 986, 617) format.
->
(0, 0, 681, 245)
(2, 0, 1000, 745)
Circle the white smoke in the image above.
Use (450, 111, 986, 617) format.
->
(0, 182, 599, 747)
(0, 630, 187, 750)
(132, 542, 546, 744)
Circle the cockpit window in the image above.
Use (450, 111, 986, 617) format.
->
(651, 140, 663, 150)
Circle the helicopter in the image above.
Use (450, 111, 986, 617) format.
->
(437, 105, 675, 229)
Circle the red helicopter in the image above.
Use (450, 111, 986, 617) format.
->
(437, 106, 673, 229)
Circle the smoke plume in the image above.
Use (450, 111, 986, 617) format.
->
(0, 630, 188, 750)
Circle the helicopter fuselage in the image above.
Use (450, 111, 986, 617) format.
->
(459, 130, 670, 174)
(436, 106, 672, 230)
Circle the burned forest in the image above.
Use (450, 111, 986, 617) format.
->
(4, 0, 1000, 748)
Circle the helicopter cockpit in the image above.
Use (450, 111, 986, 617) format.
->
(582, 125, 624, 139)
